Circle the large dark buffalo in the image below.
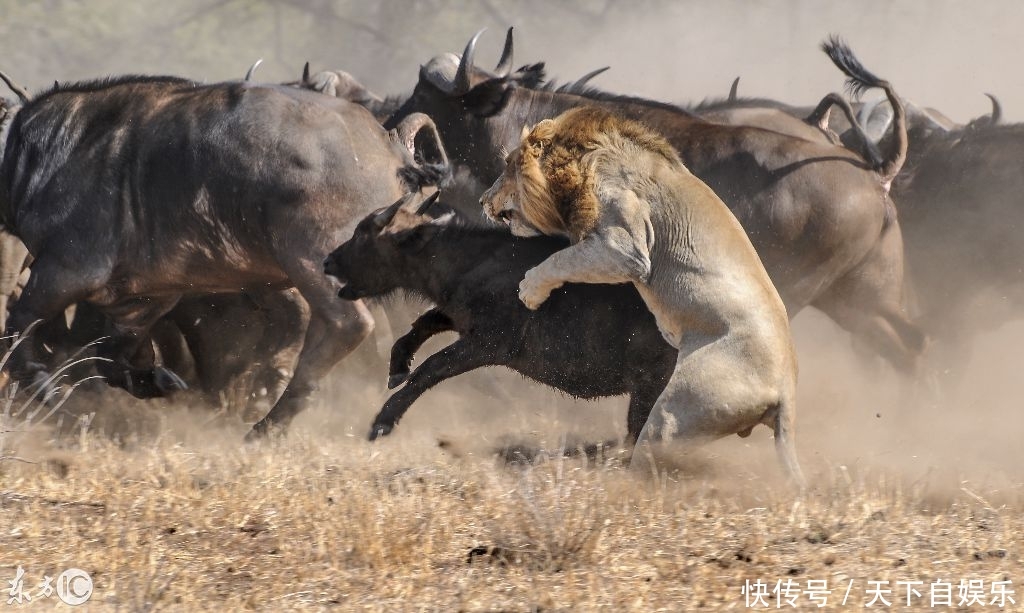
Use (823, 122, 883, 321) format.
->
(324, 193, 676, 444)
(383, 31, 925, 374)
(890, 118, 1024, 373)
(0, 74, 449, 436)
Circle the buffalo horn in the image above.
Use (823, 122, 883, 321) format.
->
(302, 61, 311, 83)
(0, 70, 29, 104)
(856, 98, 880, 132)
(573, 66, 610, 89)
(394, 112, 451, 169)
(984, 93, 1002, 125)
(374, 193, 417, 227)
(415, 191, 441, 215)
(453, 29, 486, 95)
(493, 27, 514, 78)
(244, 58, 263, 82)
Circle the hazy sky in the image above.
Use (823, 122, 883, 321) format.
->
(1, 1, 1021, 122)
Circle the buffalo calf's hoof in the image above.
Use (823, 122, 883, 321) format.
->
(368, 422, 394, 441)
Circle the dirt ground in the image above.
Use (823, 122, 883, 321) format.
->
(1, 309, 1021, 611)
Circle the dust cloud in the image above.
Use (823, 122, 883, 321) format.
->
(1, 1, 1022, 489)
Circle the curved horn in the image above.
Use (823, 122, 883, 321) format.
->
(493, 27, 514, 78)
(374, 193, 417, 227)
(573, 66, 610, 89)
(415, 191, 442, 215)
(453, 29, 486, 95)
(984, 92, 1002, 125)
(0, 70, 29, 104)
(728, 76, 740, 102)
(904, 101, 948, 132)
(864, 101, 894, 143)
(395, 112, 450, 169)
(856, 97, 880, 132)
(244, 58, 263, 82)
(302, 62, 311, 84)
(312, 72, 341, 97)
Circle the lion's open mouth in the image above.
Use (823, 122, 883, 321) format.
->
(497, 209, 514, 226)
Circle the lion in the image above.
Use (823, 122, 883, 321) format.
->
(480, 106, 804, 485)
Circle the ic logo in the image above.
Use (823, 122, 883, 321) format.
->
(56, 568, 93, 606)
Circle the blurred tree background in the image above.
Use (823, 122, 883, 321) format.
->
(1, 0, 1023, 121)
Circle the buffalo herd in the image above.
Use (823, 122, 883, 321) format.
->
(0, 29, 1019, 477)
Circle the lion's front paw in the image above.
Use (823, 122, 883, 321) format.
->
(518, 274, 551, 310)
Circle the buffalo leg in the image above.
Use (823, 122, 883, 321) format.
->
(812, 223, 926, 376)
(248, 261, 374, 437)
(95, 295, 187, 399)
(388, 308, 454, 389)
(3, 254, 105, 391)
(625, 382, 665, 447)
(369, 339, 493, 440)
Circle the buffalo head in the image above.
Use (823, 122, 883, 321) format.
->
(324, 192, 447, 300)
(298, 63, 385, 108)
(384, 27, 544, 127)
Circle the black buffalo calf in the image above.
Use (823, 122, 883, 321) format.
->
(324, 193, 676, 442)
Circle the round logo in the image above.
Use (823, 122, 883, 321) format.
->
(56, 568, 93, 606)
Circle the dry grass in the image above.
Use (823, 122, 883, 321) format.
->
(0, 408, 1020, 611)
(1, 318, 1022, 611)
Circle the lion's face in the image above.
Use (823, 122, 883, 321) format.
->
(480, 147, 544, 237)
(480, 121, 569, 238)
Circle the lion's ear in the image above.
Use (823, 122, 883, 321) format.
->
(525, 119, 555, 153)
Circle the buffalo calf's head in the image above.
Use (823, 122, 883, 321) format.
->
(324, 192, 447, 301)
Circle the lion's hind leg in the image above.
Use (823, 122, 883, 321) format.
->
(630, 338, 803, 484)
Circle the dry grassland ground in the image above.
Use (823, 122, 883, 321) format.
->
(1, 312, 1022, 611)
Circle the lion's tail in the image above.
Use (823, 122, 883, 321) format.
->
(772, 396, 806, 489)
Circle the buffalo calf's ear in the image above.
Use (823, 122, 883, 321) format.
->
(393, 225, 438, 251)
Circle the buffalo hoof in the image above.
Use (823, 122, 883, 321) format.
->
(387, 372, 409, 390)
(245, 420, 274, 441)
(368, 422, 394, 441)
(154, 366, 188, 395)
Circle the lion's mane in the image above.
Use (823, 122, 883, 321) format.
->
(513, 106, 683, 241)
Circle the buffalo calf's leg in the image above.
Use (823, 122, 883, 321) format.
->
(369, 339, 492, 440)
(388, 308, 454, 389)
